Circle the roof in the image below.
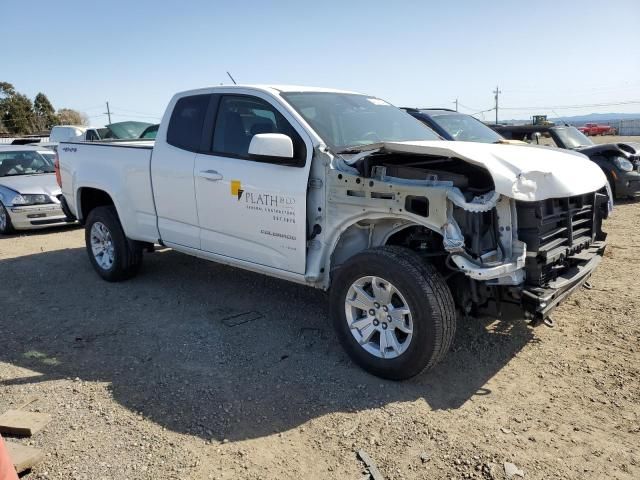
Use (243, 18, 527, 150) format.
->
(262, 84, 361, 94)
(402, 108, 457, 114)
(176, 84, 363, 98)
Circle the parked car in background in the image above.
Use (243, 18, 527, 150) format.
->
(105, 121, 153, 140)
(139, 124, 159, 139)
(492, 124, 640, 199)
(58, 84, 609, 379)
(10, 137, 46, 145)
(579, 123, 616, 136)
(403, 108, 525, 144)
(0, 146, 72, 234)
(49, 122, 154, 145)
(50, 125, 106, 143)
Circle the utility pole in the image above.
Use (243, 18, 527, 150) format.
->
(493, 85, 501, 125)
(105, 101, 112, 124)
(454, 98, 458, 112)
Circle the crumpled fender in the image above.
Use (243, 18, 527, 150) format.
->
(340, 141, 607, 202)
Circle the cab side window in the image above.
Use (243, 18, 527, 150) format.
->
(86, 130, 99, 141)
(212, 95, 305, 164)
(167, 94, 211, 152)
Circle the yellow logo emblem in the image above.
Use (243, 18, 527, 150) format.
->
(231, 180, 244, 200)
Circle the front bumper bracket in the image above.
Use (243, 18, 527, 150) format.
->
(521, 241, 606, 320)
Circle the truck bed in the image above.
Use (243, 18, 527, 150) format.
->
(63, 139, 155, 148)
(59, 140, 159, 243)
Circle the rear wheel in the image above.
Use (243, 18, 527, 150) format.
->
(85, 206, 143, 281)
(0, 203, 14, 235)
(330, 246, 456, 380)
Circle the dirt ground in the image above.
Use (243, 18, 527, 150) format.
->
(591, 135, 640, 144)
(1, 185, 639, 479)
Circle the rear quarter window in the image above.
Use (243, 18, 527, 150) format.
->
(167, 94, 210, 151)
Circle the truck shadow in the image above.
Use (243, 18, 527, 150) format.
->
(0, 246, 534, 442)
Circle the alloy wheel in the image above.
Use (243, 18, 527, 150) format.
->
(90, 221, 115, 270)
(344, 276, 414, 359)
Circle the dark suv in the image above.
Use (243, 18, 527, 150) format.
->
(491, 124, 640, 199)
(403, 108, 508, 143)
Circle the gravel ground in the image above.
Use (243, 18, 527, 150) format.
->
(0, 200, 639, 479)
(591, 135, 640, 144)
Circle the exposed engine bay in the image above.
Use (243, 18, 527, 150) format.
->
(327, 145, 609, 322)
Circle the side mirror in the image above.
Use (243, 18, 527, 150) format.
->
(248, 133, 294, 159)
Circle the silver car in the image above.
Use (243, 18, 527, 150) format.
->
(0, 145, 72, 234)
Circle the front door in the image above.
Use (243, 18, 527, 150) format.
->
(194, 94, 312, 274)
(151, 94, 211, 249)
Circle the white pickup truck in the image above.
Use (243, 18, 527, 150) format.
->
(57, 85, 609, 379)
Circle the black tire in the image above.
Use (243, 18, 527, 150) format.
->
(330, 246, 456, 380)
(85, 206, 143, 282)
(0, 202, 14, 235)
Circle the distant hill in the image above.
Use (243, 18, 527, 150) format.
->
(503, 112, 640, 125)
(551, 113, 640, 124)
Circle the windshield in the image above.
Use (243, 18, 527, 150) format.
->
(555, 127, 594, 149)
(428, 112, 503, 143)
(104, 121, 153, 139)
(0, 150, 54, 177)
(281, 92, 439, 151)
(38, 151, 56, 163)
(140, 124, 159, 139)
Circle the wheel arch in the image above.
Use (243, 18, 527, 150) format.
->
(76, 187, 117, 224)
(326, 215, 444, 285)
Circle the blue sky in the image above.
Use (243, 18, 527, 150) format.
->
(2, 0, 639, 126)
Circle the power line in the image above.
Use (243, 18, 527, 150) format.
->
(470, 107, 495, 116)
(500, 100, 640, 110)
(109, 106, 163, 117)
(457, 101, 486, 112)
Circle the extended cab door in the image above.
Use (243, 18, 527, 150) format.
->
(151, 94, 212, 248)
(194, 93, 312, 274)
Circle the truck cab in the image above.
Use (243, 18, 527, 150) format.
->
(58, 85, 610, 380)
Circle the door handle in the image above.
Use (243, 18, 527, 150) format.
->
(198, 169, 223, 181)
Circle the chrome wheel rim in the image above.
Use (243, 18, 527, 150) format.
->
(0, 206, 6, 231)
(345, 276, 414, 359)
(90, 222, 115, 270)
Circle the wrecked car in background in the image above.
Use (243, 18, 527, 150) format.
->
(58, 86, 609, 379)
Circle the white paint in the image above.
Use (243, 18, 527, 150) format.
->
(248, 133, 293, 158)
(347, 141, 607, 201)
(58, 85, 607, 289)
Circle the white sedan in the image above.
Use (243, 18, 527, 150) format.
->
(0, 145, 73, 234)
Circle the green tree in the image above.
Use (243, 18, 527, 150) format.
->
(0, 83, 36, 135)
(57, 108, 88, 126)
(33, 92, 58, 131)
(0, 82, 17, 133)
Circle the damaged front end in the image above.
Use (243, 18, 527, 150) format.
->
(329, 142, 609, 323)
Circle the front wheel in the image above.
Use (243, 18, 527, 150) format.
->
(85, 206, 143, 281)
(330, 246, 456, 380)
(0, 203, 14, 235)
